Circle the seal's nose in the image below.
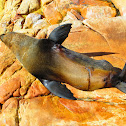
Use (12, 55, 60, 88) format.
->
(0, 34, 5, 41)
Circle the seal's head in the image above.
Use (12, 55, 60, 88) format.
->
(0, 32, 13, 48)
(0, 32, 39, 57)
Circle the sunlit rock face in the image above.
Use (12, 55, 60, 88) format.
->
(0, 0, 126, 125)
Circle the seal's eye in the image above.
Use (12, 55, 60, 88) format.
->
(0, 34, 5, 38)
(0, 34, 5, 39)
(0, 34, 6, 41)
(1, 34, 5, 35)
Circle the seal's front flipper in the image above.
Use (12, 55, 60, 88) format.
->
(41, 79, 77, 100)
(115, 82, 126, 93)
(48, 23, 72, 45)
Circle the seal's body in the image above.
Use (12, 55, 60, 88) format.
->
(0, 24, 126, 100)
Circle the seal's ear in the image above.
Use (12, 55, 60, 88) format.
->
(48, 23, 72, 45)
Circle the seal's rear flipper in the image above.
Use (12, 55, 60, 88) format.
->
(118, 63, 126, 81)
(41, 79, 77, 100)
(82, 52, 116, 57)
(48, 23, 72, 45)
(113, 63, 126, 93)
(115, 82, 126, 93)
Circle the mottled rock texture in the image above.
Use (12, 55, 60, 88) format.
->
(0, 0, 126, 125)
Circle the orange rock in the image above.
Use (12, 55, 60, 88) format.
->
(23, 13, 42, 29)
(81, 6, 116, 19)
(0, 0, 126, 125)
(14, 68, 36, 96)
(0, 42, 16, 75)
(54, 0, 113, 18)
(71, 0, 112, 6)
(54, 0, 73, 17)
(63, 18, 126, 69)
(65, 10, 79, 20)
(83, 16, 126, 68)
(111, 0, 126, 16)
(18, 96, 126, 125)
(13, 16, 25, 31)
(14, 29, 35, 37)
(0, 60, 22, 83)
(17, 0, 40, 14)
(35, 28, 47, 39)
(70, 9, 84, 20)
(120, 7, 126, 16)
(13, 88, 20, 97)
(41, 0, 53, 6)
(0, 77, 21, 104)
(61, 10, 83, 28)
(24, 79, 50, 99)
(0, 98, 19, 126)
(32, 18, 50, 34)
(63, 25, 110, 52)
(0, 13, 12, 34)
(66, 84, 126, 101)
(0, 93, 126, 125)
(43, 1, 63, 24)
(4, 0, 21, 19)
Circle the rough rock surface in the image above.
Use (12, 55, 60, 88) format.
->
(111, 0, 126, 16)
(0, 0, 126, 125)
(0, 91, 126, 126)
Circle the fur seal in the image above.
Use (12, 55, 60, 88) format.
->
(0, 24, 126, 100)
